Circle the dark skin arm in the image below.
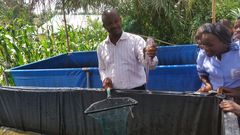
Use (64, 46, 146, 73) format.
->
(219, 100, 240, 116)
(218, 87, 240, 116)
(198, 75, 213, 92)
(217, 87, 240, 96)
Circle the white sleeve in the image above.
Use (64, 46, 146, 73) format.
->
(97, 45, 108, 81)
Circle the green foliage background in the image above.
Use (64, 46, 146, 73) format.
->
(120, 0, 240, 44)
(0, 18, 107, 85)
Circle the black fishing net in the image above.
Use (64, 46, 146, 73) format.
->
(84, 97, 138, 135)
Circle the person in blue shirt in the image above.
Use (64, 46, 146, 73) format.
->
(196, 23, 240, 92)
(195, 23, 213, 92)
(232, 16, 240, 42)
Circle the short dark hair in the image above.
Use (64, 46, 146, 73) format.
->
(195, 23, 212, 41)
(214, 23, 232, 45)
(218, 19, 232, 29)
(200, 23, 232, 45)
(102, 9, 119, 23)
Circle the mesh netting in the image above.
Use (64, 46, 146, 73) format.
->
(84, 97, 138, 135)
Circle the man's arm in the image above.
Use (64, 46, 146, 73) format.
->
(97, 46, 106, 81)
(97, 45, 113, 89)
(135, 37, 158, 69)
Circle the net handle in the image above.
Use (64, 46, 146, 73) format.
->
(84, 102, 137, 114)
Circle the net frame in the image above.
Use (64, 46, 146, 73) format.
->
(84, 97, 138, 114)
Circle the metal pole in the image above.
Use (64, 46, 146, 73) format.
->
(82, 68, 90, 88)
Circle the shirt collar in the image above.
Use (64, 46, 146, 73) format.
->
(230, 41, 240, 51)
(105, 31, 128, 44)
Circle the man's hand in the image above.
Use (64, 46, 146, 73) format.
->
(145, 45, 157, 59)
(144, 37, 157, 59)
(103, 77, 113, 90)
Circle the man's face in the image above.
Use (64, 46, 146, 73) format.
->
(102, 13, 122, 36)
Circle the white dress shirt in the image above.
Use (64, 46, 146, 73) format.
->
(97, 32, 158, 89)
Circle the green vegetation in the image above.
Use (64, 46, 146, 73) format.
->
(0, 18, 107, 85)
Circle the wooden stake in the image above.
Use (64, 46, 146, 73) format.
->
(212, 0, 216, 24)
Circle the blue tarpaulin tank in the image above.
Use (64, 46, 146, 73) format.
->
(6, 44, 202, 91)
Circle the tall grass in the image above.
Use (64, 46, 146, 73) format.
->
(0, 18, 107, 85)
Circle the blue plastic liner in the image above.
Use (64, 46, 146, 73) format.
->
(12, 51, 98, 69)
(148, 64, 201, 91)
(156, 44, 198, 65)
(6, 44, 201, 91)
(8, 67, 101, 88)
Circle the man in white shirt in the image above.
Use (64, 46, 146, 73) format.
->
(97, 9, 158, 90)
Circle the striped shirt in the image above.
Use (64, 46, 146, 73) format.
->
(97, 32, 158, 89)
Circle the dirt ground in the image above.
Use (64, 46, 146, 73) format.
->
(0, 127, 40, 135)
